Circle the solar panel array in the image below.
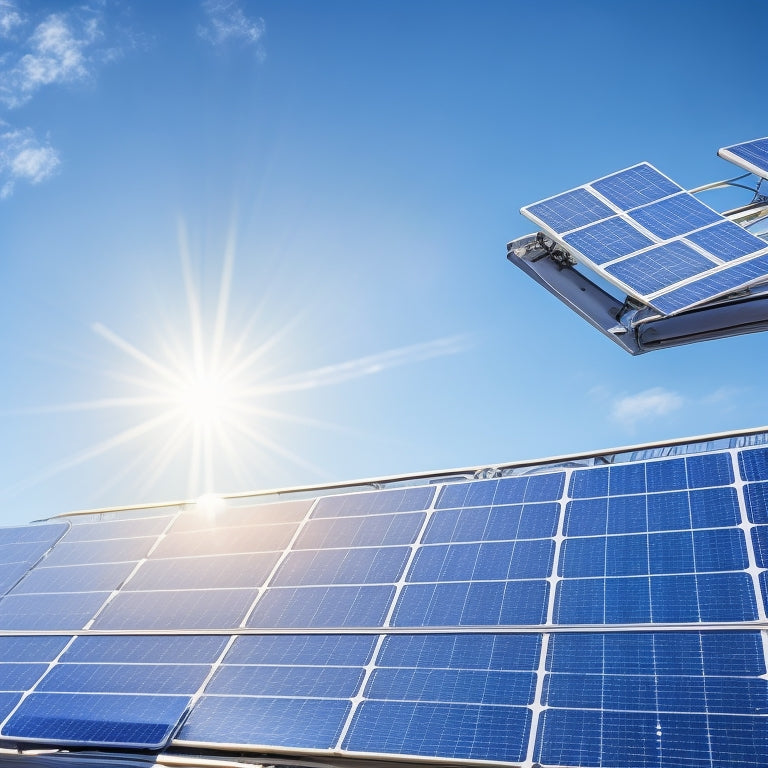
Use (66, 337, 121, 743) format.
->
(521, 163, 768, 315)
(719, 137, 768, 179)
(0, 444, 766, 767)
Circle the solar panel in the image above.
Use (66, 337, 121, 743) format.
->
(521, 163, 768, 314)
(718, 136, 768, 179)
(0, 445, 767, 766)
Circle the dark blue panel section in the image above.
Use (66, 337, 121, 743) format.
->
(0, 593, 109, 630)
(0, 562, 36, 595)
(722, 137, 768, 173)
(608, 462, 647, 495)
(345, 700, 531, 762)
(311, 486, 434, 519)
(11, 562, 137, 594)
(653, 252, 768, 315)
(753, 525, 768, 568)
(63, 635, 227, 664)
(152, 523, 297, 558)
(0, 636, 69, 663)
(646, 458, 688, 492)
(650, 573, 757, 623)
(648, 531, 694, 573)
(247, 585, 394, 627)
(606, 241, 715, 295)
(36, 663, 210, 694)
(208, 665, 364, 698)
(392, 580, 548, 626)
(554, 578, 650, 624)
(436, 473, 564, 509)
(591, 163, 681, 209)
(224, 634, 376, 666)
(272, 546, 410, 586)
(180, 695, 351, 749)
(686, 221, 768, 261)
(688, 487, 741, 528)
(409, 540, 554, 582)
(366, 668, 535, 705)
(295, 512, 425, 549)
(761, 571, 768, 615)
(564, 217, 654, 264)
(692, 527, 747, 571)
(745, 482, 768, 522)
(686, 452, 734, 487)
(569, 467, 608, 499)
(707, 714, 768, 768)
(424, 503, 559, 544)
(564, 498, 608, 536)
(0, 692, 22, 722)
(0, 663, 49, 690)
(525, 187, 615, 233)
(42, 538, 156, 567)
(377, 634, 541, 671)
(628, 193, 722, 239)
(93, 589, 255, 630)
(2, 692, 190, 748)
(125, 552, 279, 590)
(606, 495, 648, 533)
(548, 632, 766, 676)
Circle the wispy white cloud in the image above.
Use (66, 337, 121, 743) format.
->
(0, 124, 59, 198)
(0, 8, 108, 108)
(198, 0, 265, 56)
(0, 0, 23, 38)
(610, 387, 685, 429)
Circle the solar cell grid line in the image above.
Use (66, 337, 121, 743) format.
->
(718, 136, 768, 179)
(730, 448, 768, 624)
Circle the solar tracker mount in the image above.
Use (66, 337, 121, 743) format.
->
(507, 137, 768, 354)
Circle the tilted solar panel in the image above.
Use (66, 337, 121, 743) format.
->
(521, 163, 768, 315)
(718, 137, 768, 179)
(0, 444, 767, 766)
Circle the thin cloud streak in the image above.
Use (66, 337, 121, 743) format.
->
(610, 387, 684, 429)
(250, 335, 472, 396)
(0, 125, 59, 198)
(198, 0, 265, 57)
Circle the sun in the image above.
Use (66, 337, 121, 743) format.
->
(176, 372, 236, 429)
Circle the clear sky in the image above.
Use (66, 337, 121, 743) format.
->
(1, 0, 766, 525)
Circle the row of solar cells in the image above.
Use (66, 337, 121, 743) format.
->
(0, 631, 765, 766)
(0, 449, 766, 631)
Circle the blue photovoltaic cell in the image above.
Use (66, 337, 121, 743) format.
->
(311, 486, 434, 518)
(0, 663, 50, 690)
(436, 473, 564, 509)
(627, 193, 722, 239)
(605, 241, 716, 295)
(179, 696, 351, 749)
(61, 515, 171, 542)
(93, 588, 255, 630)
(344, 700, 531, 762)
(424, 502, 559, 543)
(62, 635, 227, 664)
(124, 552, 280, 591)
(224, 634, 377, 666)
(0, 522, 68, 596)
(740, 447, 768, 481)
(0, 522, 68, 546)
(296, 512, 425, 548)
(524, 188, 614, 233)
(408, 540, 554, 581)
(563, 217, 655, 265)
(719, 136, 768, 178)
(0, 693, 22, 723)
(169, 499, 312, 533)
(686, 221, 768, 261)
(208, 664, 364, 698)
(247, 585, 395, 627)
(35, 663, 210, 694)
(591, 163, 682, 209)
(752, 526, 768, 568)
(0, 636, 70, 662)
(652, 252, 768, 315)
(11, 561, 137, 594)
(0, 592, 110, 630)
(271, 546, 411, 586)
(745, 482, 768, 523)
(391, 580, 549, 626)
(2, 692, 191, 748)
(686, 452, 734, 487)
(42, 537, 157, 567)
(377, 633, 541, 670)
(366, 668, 535, 706)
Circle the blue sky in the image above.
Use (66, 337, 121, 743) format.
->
(0, 0, 766, 524)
